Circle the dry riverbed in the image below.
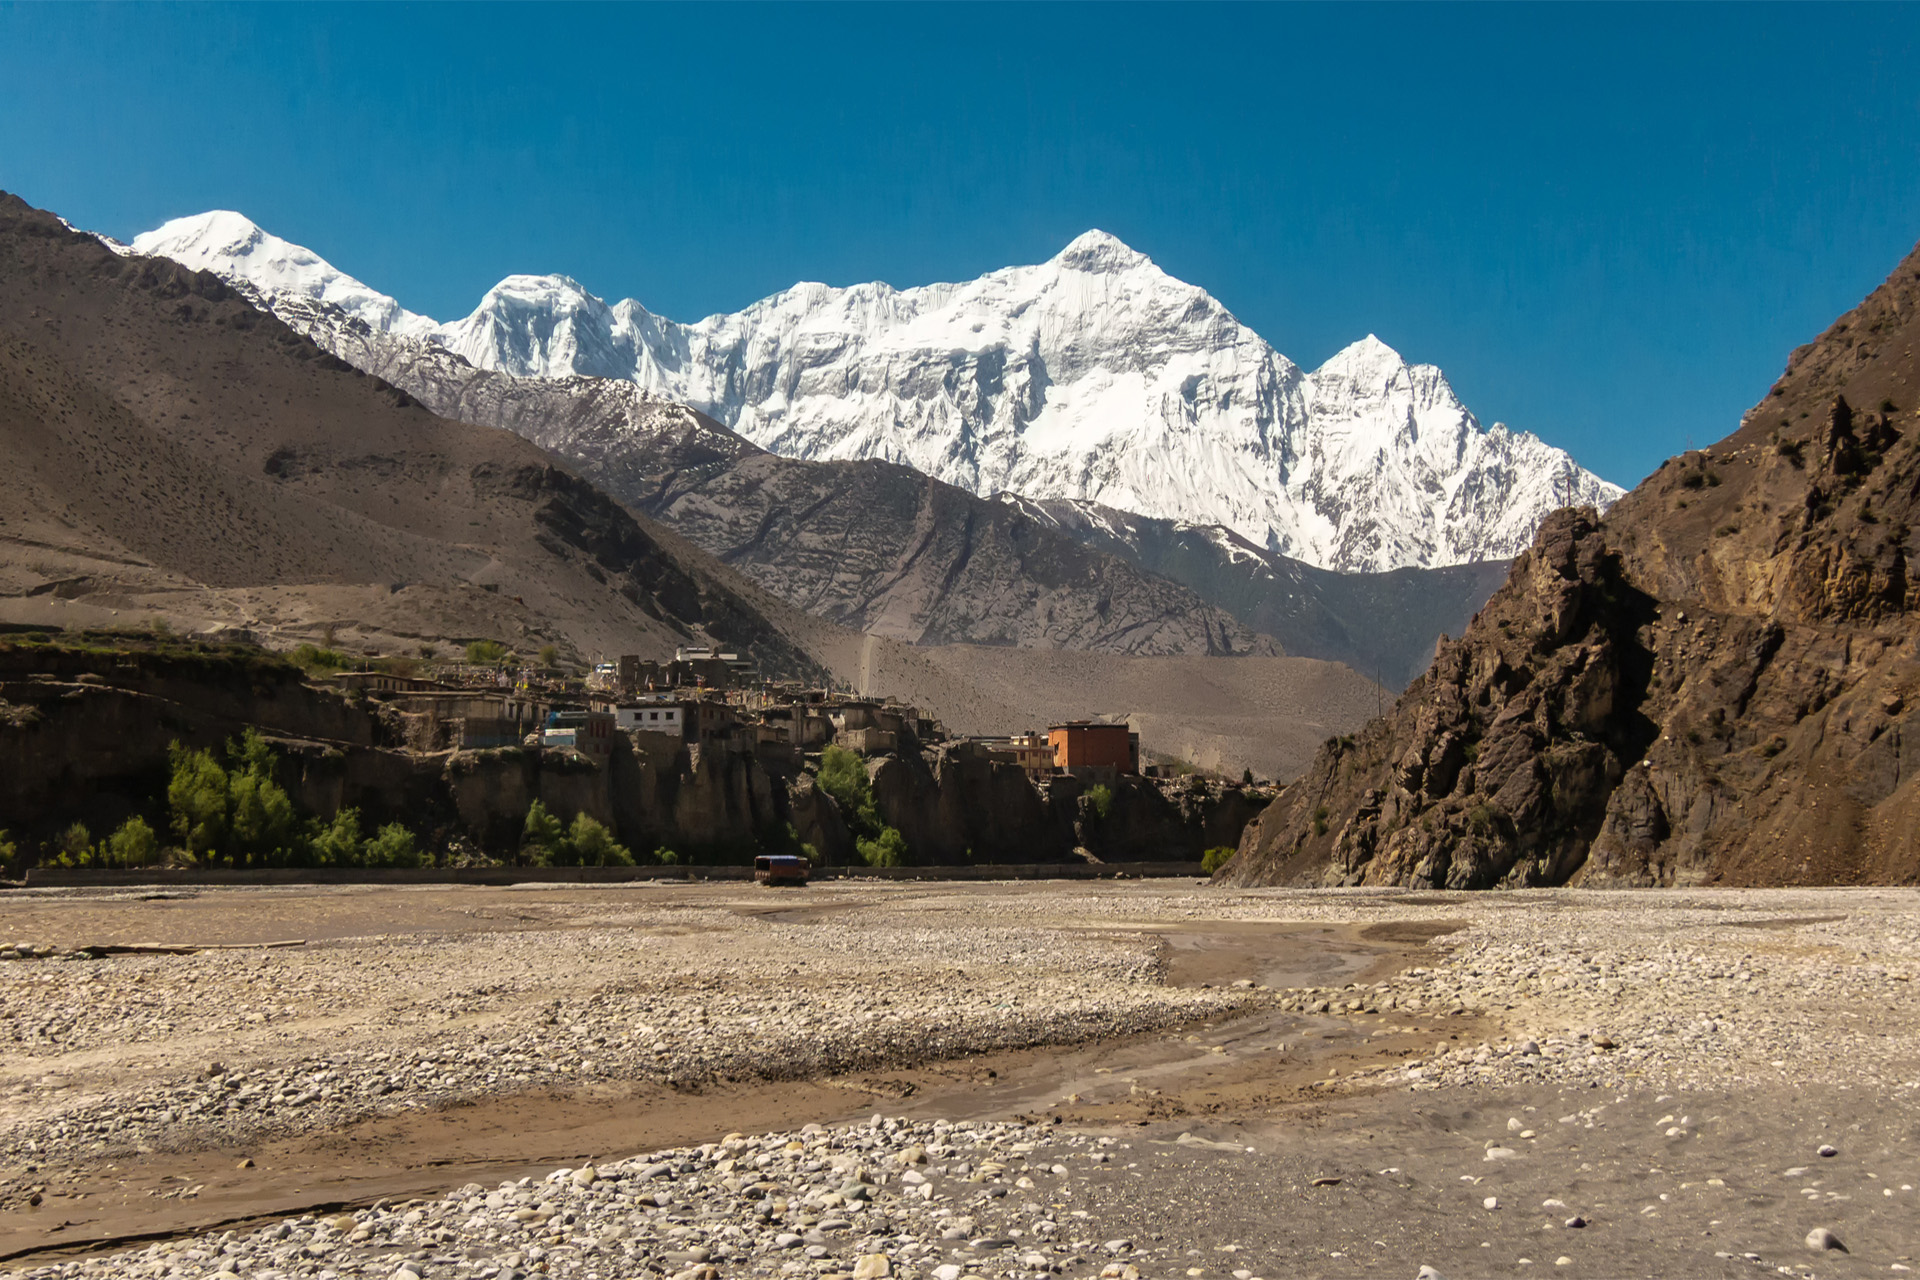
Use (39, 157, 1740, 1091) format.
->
(1, 881, 1917, 1279)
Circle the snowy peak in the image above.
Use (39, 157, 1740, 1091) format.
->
(1053, 228, 1152, 274)
(132, 211, 1623, 572)
(1314, 333, 1410, 381)
(130, 211, 438, 342)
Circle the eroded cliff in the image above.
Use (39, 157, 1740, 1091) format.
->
(1223, 242, 1920, 888)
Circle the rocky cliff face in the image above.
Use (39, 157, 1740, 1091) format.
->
(0, 642, 799, 861)
(1222, 242, 1920, 888)
(863, 743, 1265, 865)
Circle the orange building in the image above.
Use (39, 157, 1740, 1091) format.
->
(1048, 721, 1138, 774)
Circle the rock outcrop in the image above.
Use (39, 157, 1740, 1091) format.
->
(1222, 240, 1920, 888)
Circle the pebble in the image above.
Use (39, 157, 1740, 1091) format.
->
(1805, 1227, 1848, 1253)
(3, 1116, 1129, 1280)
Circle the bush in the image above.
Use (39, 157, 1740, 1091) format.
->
(106, 817, 161, 867)
(856, 825, 909, 868)
(517, 801, 630, 866)
(1311, 805, 1330, 837)
(567, 813, 634, 867)
(1201, 846, 1235, 875)
(466, 640, 511, 665)
(363, 822, 421, 868)
(1085, 784, 1114, 821)
(522, 799, 566, 864)
(290, 644, 348, 671)
(653, 846, 681, 865)
(537, 643, 560, 670)
(309, 808, 367, 865)
(58, 822, 93, 861)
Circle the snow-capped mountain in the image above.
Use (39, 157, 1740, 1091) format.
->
(133, 214, 1621, 573)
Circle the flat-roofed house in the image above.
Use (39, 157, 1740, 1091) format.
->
(1048, 721, 1139, 776)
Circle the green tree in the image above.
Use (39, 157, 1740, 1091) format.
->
(226, 729, 299, 863)
(364, 822, 422, 868)
(56, 822, 94, 867)
(568, 813, 634, 866)
(653, 846, 681, 865)
(1201, 846, 1236, 875)
(0, 830, 17, 868)
(537, 643, 560, 670)
(167, 742, 230, 857)
(817, 745, 880, 833)
(107, 817, 161, 867)
(1241, 768, 1254, 785)
(855, 825, 909, 868)
(1085, 784, 1114, 821)
(522, 799, 567, 865)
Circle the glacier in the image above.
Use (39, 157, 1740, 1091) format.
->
(133, 214, 1622, 573)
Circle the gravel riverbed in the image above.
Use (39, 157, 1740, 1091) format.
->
(3, 881, 1918, 1279)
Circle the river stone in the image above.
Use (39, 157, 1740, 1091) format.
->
(1805, 1227, 1847, 1253)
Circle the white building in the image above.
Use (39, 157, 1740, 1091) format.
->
(616, 703, 684, 735)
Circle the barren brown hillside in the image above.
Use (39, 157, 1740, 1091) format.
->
(0, 193, 826, 674)
(1224, 238, 1920, 887)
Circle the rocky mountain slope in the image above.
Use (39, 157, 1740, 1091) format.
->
(132, 213, 1621, 573)
(1006, 496, 1510, 687)
(207, 318, 1275, 656)
(111, 221, 1509, 674)
(0, 192, 826, 676)
(1221, 239, 1920, 887)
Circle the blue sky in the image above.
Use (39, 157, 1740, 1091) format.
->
(4, 3, 1919, 487)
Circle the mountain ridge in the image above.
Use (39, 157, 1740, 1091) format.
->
(131, 212, 1622, 574)
(130, 235, 1511, 678)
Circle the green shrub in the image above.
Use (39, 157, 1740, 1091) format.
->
(856, 825, 909, 868)
(167, 743, 229, 856)
(466, 640, 511, 665)
(1201, 846, 1235, 874)
(653, 846, 681, 865)
(290, 643, 348, 671)
(106, 817, 161, 867)
(567, 813, 634, 867)
(363, 822, 421, 868)
(1311, 805, 1330, 837)
(537, 643, 560, 669)
(59, 822, 93, 861)
(1085, 784, 1114, 821)
(522, 799, 566, 864)
(309, 808, 367, 865)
